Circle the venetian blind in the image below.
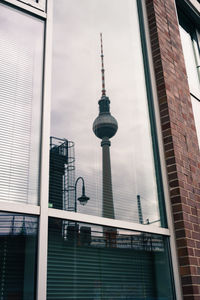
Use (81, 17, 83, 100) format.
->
(0, 4, 44, 205)
(47, 219, 174, 299)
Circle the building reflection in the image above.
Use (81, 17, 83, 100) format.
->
(0, 212, 38, 300)
(60, 221, 164, 252)
(48, 218, 168, 300)
(49, 136, 75, 211)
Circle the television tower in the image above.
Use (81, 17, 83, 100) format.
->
(93, 33, 118, 219)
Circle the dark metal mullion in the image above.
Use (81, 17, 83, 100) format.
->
(136, 0, 168, 228)
(190, 92, 200, 102)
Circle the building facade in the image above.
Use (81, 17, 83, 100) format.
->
(146, 0, 200, 298)
(0, 0, 199, 299)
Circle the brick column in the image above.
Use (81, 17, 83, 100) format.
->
(145, 0, 200, 299)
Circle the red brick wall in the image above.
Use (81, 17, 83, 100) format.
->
(145, 0, 200, 299)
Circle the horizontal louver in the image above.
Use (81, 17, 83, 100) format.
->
(47, 219, 173, 299)
(0, 4, 44, 205)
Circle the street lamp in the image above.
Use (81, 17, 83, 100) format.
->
(74, 176, 90, 212)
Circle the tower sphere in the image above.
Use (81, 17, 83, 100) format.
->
(93, 96, 118, 140)
(93, 34, 118, 141)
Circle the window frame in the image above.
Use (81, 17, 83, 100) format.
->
(0, 0, 48, 298)
(17, 0, 45, 11)
(2, 0, 46, 15)
(178, 2, 200, 149)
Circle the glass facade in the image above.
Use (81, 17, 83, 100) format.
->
(0, 212, 38, 300)
(50, 0, 162, 227)
(0, 3, 44, 205)
(47, 0, 176, 297)
(0, 0, 178, 299)
(47, 218, 174, 299)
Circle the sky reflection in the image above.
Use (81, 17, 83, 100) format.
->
(51, 0, 160, 225)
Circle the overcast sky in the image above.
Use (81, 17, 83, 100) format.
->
(51, 0, 160, 225)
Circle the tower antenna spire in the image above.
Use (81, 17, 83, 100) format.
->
(93, 33, 118, 220)
(100, 33, 106, 96)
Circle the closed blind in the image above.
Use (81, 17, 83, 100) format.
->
(47, 219, 174, 299)
(0, 4, 44, 205)
(0, 212, 38, 300)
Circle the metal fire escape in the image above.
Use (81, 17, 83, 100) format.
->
(49, 136, 75, 211)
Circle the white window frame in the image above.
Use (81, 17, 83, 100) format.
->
(18, 0, 45, 11)
(2, 0, 46, 14)
(0, 0, 182, 299)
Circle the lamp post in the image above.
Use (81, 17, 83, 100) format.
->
(74, 176, 90, 212)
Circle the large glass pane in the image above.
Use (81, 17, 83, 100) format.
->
(191, 95, 200, 145)
(47, 218, 174, 299)
(0, 3, 44, 205)
(50, 0, 161, 226)
(179, 26, 200, 99)
(0, 212, 38, 300)
(179, 25, 200, 148)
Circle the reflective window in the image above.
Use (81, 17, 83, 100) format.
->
(179, 23, 200, 147)
(0, 4, 44, 205)
(0, 212, 38, 300)
(50, 0, 162, 226)
(47, 218, 174, 299)
(191, 95, 200, 143)
(179, 26, 200, 99)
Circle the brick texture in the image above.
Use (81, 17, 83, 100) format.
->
(145, 0, 200, 299)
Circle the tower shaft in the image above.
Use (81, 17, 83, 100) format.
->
(101, 138, 115, 219)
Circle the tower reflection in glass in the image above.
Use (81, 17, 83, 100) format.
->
(93, 34, 118, 219)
